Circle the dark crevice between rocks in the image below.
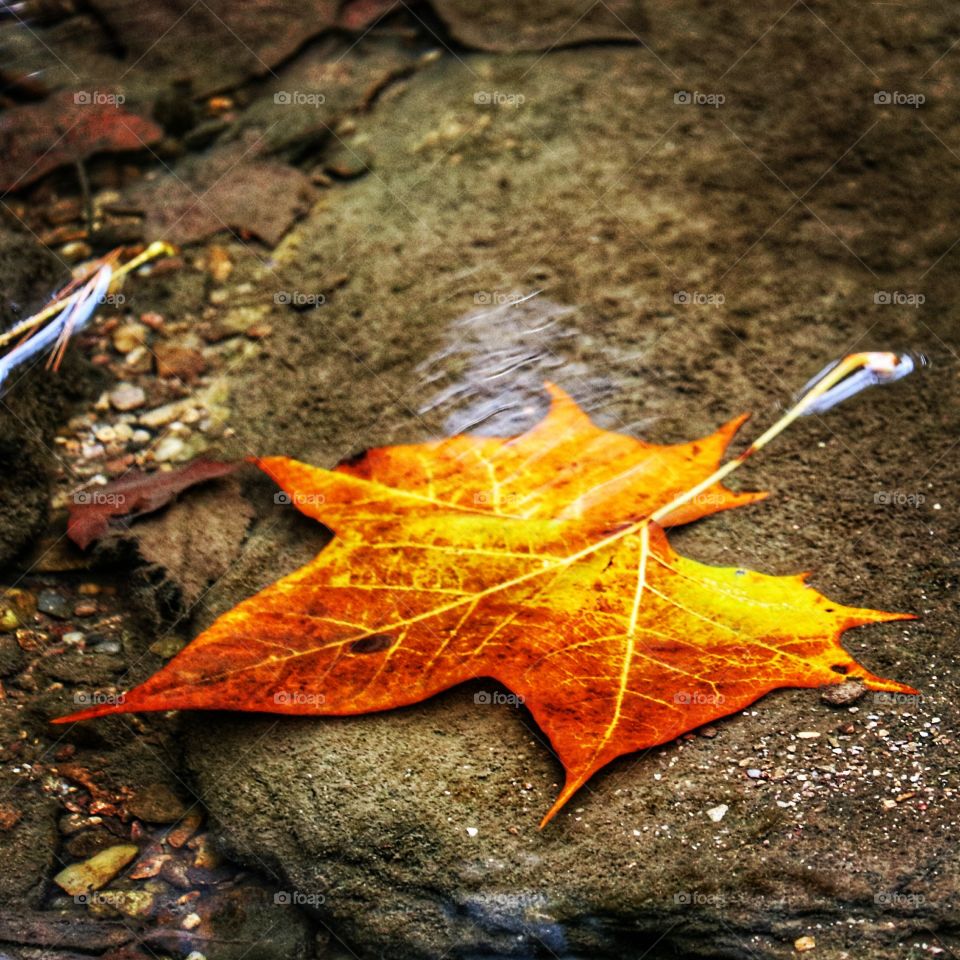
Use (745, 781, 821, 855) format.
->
(76, 0, 129, 59)
(0, 218, 104, 571)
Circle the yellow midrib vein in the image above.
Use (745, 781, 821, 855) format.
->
(589, 522, 651, 760)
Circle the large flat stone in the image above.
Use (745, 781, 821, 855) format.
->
(163, 10, 960, 958)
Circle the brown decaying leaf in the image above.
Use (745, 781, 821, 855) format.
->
(56, 385, 916, 824)
(132, 142, 316, 247)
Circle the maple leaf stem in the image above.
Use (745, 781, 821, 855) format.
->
(649, 352, 906, 527)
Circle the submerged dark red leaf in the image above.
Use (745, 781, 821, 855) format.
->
(0, 92, 163, 193)
(67, 459, 237, 550)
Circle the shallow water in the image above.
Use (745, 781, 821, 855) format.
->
(3, 4, 960, 959)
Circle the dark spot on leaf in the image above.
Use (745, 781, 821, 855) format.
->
(338, 449, 370, 468)
(831, 664, 849, 674)
(351, 633, 395, 654)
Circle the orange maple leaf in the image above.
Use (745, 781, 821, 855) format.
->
(56, 383, 916, 824)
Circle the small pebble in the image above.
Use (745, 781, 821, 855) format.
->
(0, 588, 36, 631)
(154, 436, 186, 462)
(112, 322, 148, 354)
(86, 888, 155, 919)
(747, 768, 762, 779)
(167, 811, 203, 848)
(139, 402, 184, 428)
(53, 844, 139, 895)
(109, 384, 146, 412)
(465, 826, 478, 837)
(63, 631, 85, 644)
(124, 345, 153, 374)
(81, 442, 105, 460)
(796, 731, 820, 739)
(205, 245, 233, 283)
(154, 343, 208, 381)
(820, 680, 865, 707)
(61, 240, 92, 262)
(794, 935, 816, 952)
(37, 589, 72, 620)
(92, 639, 122, 655)
(706, 804, 728, 822)
(106, 455, 134, 476)
(182, 912, 201, 930)
(93, 425, 117, 443)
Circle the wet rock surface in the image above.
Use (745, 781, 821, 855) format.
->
(180, 21, 960, 958)
(180, 15, 958, 957)
(432, 0, 646, 52)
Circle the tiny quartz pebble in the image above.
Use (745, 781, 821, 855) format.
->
(465, 826, 478, 837)
(796, 731, 820, 739)
(794, 935, 816, 952)
(706, 804, 728, 822)
(112, 322, 148, 353)
(109, 383, 146, 412)
(154, 436, 186, 462)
